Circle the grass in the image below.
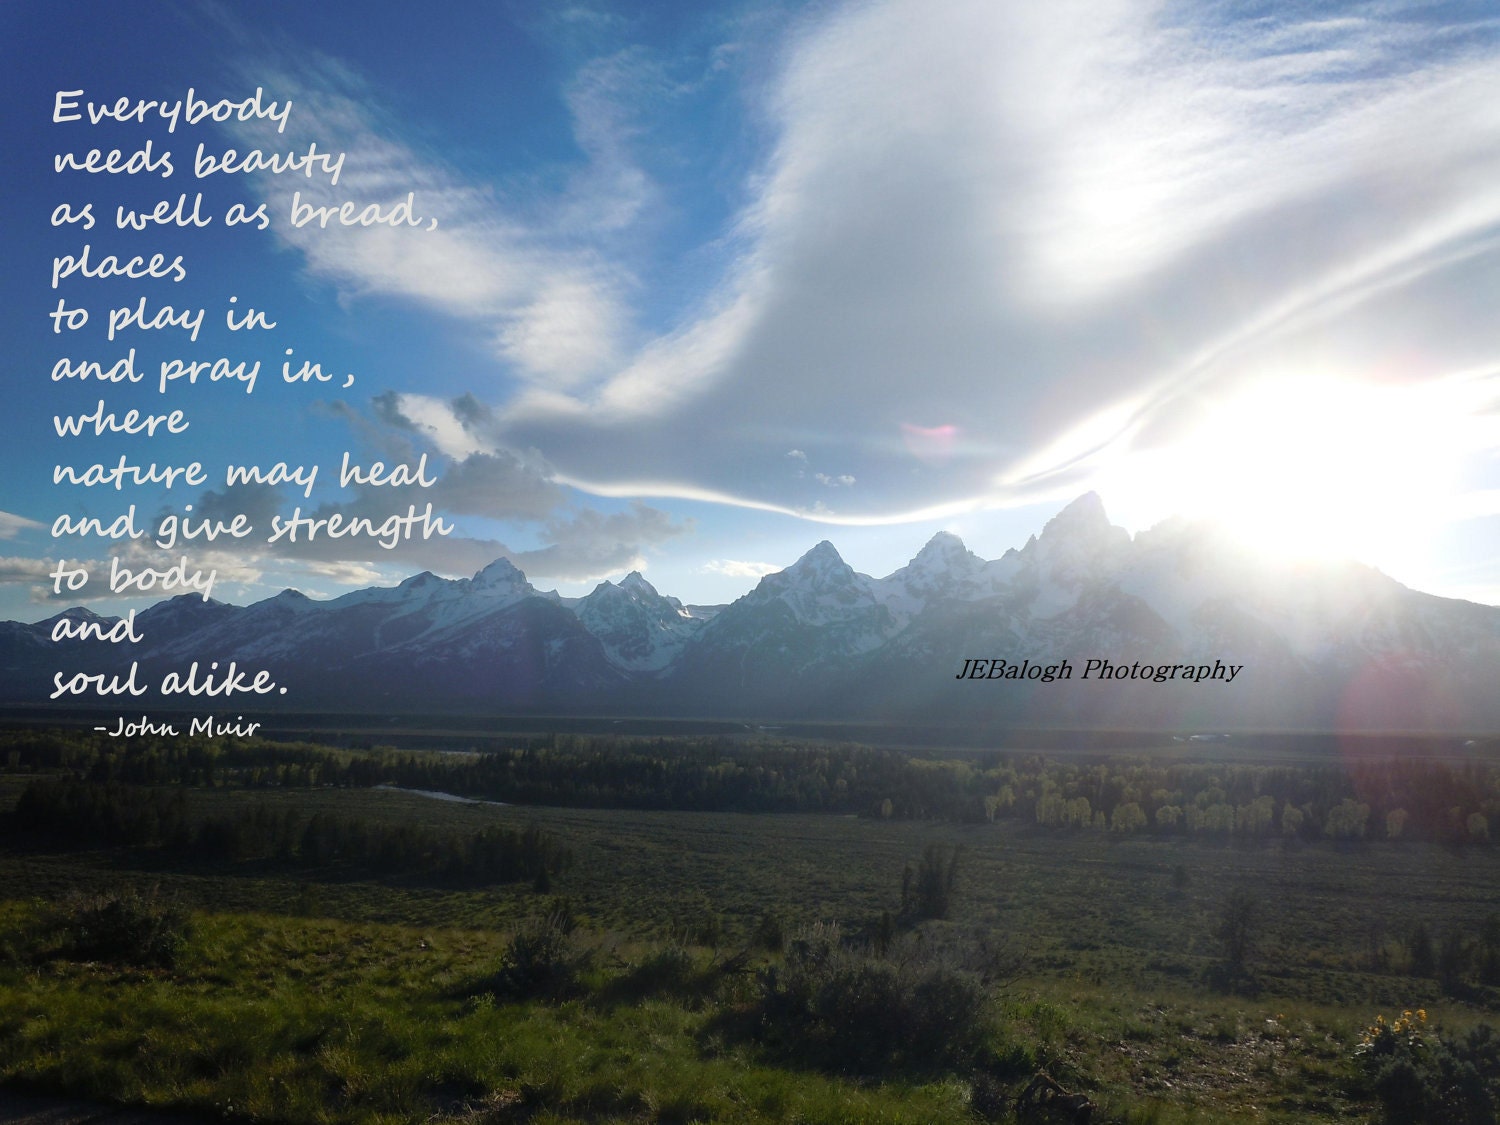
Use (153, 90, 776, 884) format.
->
(2, 762, 1499, 1122)
(0, 906, 974, 1124)
(5, 778, 1496, 1001)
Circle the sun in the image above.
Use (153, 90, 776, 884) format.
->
(1104, 374, 1460, 569)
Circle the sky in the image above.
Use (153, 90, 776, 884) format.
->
(3, 0, 1499, 624)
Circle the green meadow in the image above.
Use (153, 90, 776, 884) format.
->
(1, 729, 1498, 1123)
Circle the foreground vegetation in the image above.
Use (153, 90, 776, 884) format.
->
(2, 727, 1499, 1122)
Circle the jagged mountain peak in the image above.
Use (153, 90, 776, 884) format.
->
(716, 536, 890, 642)
(1027, 492, 1129, 568)
(920, 528, 966, 551)
(910, 530, 975, 568)
(1038, 491, 1113, 538)
(127, 594, 235, 649)
(799, 540, 844, 565)
(874, 528, 1001, 622)
(575, 569, 700, 673)
(136, 592, 230, 617)
(471, 557, 531, 593)
(757, 539, 862, 596)
(883, 530, 983, 587)
(619, 571, 656, 594)
(583, 572, 674, 607)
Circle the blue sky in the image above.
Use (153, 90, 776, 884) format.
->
(3, 0, 1499, 622)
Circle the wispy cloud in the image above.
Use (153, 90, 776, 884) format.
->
(0, 512, 43, 539)
(0, 556, 59, 601)
(704, 558, 779, 579)
(229, 50, 631, 390)
(553, 48, 660, 237)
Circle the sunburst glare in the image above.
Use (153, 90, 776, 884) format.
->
(1104, 375, 1468, 571)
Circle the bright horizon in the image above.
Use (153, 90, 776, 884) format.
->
(7, 488, 1481, 628)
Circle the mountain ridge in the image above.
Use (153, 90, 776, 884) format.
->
(5, 494, 1498, 732)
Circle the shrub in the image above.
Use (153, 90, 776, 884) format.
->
(753, 909, 787, 952)
(488, 915, 591, 1000)
(684, 897, 724, 946)
(1355, 1011, 1499, 1124)
(610, 942, 718, 1004)
(1478, 914, 1500, 986)
(902, 844, 962, 921)
(1438, 929, 1471, 995)
(968, 1070, 1011, 1121)
(46, 887, 190, 969)
(1406, 922, 1436, 977)
(752, 923, 990, 1073)
(1215, 888, 1257, 976)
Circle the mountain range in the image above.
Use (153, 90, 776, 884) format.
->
(5, 493, 1499, 733)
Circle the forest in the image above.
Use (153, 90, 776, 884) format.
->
(3, 725, 1496, 843)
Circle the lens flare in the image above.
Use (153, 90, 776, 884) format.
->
(1102, 374, 1466, 570)
(901, 423, 960, 465)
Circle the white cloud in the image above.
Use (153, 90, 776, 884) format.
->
(378, 393, 491, 459)
(229, 54, 630, 390)
(497, 274, 626, 386)
(0, 556, 57, 585)
(704, 558, 780, 579)
(0, 512, 43, 539)
(510, 502, 691, 581)
(94, 400, 692, 591)
(554, 48, 660, 236)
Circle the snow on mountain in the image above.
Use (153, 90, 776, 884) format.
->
(470, 557, 534, 598)
(873, 530, 1018, 627)
(573, 571, 701, 673)
(664, 541, 904, 712)
(701, 540, 896, 649)
(1007, 491, 1131, 619)
(4, 493, 1498, 731)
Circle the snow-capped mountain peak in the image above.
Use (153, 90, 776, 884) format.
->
(471, 557, 532, 596)
(894, 530, 982, 582)
(619, 571, 655, 594)
(1018, 491, 1131, 609)
(792, 540, 845, 574)
(574, 570, 701, 673)
(1035, 491, 1124, 550)
(872, 530, 998, 623)
(750, 540, 876, 619)
(915, 529, 967, 559)
(695, 537, 897, 660)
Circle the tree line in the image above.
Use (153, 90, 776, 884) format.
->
(4, 775, 568, 886)
(2, 727, 1496, 845)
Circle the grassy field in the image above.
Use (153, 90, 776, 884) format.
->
(2, 750, 1498, 1123)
